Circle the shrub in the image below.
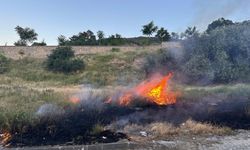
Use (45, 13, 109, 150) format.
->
(32, 40, 47, 46)
(182, 54, 214, 83)
(110, 48, 120, 52)
(46, 47, 84, 73)
(143, 49, 178, 76)
(182, 22, 250, 83)
(0, 54, 9, 74)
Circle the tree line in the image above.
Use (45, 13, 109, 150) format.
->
(143, 18, 250, 84)
(12, 18, 238, 46)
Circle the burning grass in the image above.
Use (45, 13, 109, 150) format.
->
(1, 81, 250, 147)
(0, 52, 250, 147)
(107, 73, 179, 106)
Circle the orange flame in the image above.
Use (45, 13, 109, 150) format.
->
(110, 73, 178, 106)
(69, 96, 80, 104)
(0, 131, 12, 146)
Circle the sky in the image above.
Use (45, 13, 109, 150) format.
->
(0, 0, 249, 45)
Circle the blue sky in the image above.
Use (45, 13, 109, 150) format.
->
(0, 0, 249, 45)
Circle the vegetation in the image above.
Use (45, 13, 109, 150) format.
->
(14, 26, 38, 46)
(46, 47, 85, 73)
(56, 21, 165, 46)
(110, 48, 120, 52)
(123, 119, 231, 141)
(1, 18, 250, 145)
(32, 40, 47, 46)
(155, 27, 171, 43)
(0, 48, 148, 86)
(0, 86, 66, 132)
(141, 21, 158, 37)
(144, 20, 250, 84)
(181, 26, 199, 39)
(182, 21, 250, 83)
(206, 17, 234, 33)
(0, 54, 9, 74)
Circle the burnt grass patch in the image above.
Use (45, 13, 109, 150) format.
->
(7, 104, 134, 147)
(4, 97, 250, 147)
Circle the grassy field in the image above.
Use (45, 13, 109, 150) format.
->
(0, 49, 149, 87)
(0, 47, 250, 144)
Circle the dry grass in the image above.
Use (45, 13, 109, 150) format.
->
(121, 119, 232, 141)
(180, 119, 232, 135)
(149, 122, 179, 137)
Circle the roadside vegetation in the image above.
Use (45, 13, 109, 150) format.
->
(0, 86, 67, 132)
(0, 47, 148, 86)
(46, 47, 85, 73)
(0, 18, 250, 145)
(0, 54, 9, 74)
(122, 119, 231, 142)
(143, 19, 250, 85)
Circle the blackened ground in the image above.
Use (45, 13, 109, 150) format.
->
(8, 104, 133, 147)
(6, 98, 250, 147)
(193, 99, 250, 129)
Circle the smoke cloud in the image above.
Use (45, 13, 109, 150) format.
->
(192, 0, 250, 30)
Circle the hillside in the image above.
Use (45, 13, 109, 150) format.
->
(0, 41, 250, 147)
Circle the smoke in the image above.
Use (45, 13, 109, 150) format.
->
(192, 0, 249, 30)
(110, 96, 250, 130)
(36, 104, 65, 118)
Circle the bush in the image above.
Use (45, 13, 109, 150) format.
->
(182, 54, 214, 83)
(0, 54, 9, 74)
(182, 22, 250, 83)
(143, 21, 250, 84)
(46, 47, 84, 73)
(110, 48, 120, 52)
(143, 49, 178, 76)
(32, 40, 47, 46)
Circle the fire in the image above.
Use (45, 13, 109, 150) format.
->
(110, 73, 178, 106)
(0, 131, 12, 146)
(69, 96, 80, 104)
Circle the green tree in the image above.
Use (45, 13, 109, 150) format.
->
(68, 30, 97, 45)
(14, 26, 38, 46)
(171, 32, 180, 40)
(155, 27, 170, 43)
(141, 21, 158, 37)
(97, 31, 105, 40)
(206, 18, 234, 33)
(57, 35, 68, 46)
(181, 26, 199, 39)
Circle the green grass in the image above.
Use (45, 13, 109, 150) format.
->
(0, 86, 67, 131)
(181, 84, 250, 102)
(1, 48, 249, 135)
(1, 50, 148, 87)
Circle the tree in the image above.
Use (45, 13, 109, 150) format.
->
(97, 31, 105, 40)
(68, 30, 97, 45)
(181, 26, 199, 39)
(141, 21, 158, 37)
(171, 32, 180, 40)
(14, 26, 38, 46)
(155, 27, 170, 43)
(206, 18, 234, 33)
(58, 35, 68, 46)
